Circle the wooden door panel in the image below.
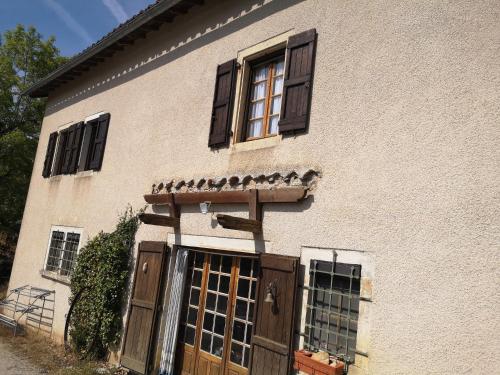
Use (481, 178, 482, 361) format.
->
(121, 242, 167, 374)
(249, 254, 299, 375)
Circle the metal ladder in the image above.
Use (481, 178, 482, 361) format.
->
(0, 285, 55, 335)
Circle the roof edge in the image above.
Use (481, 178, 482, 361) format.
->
(23, 0, 197, 98)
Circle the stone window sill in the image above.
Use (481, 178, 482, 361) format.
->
(40, 269, 71, 286)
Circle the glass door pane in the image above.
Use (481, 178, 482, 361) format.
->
(229, 258, 259, 368)
(199, 254, 233, 358)
(179, 252, 205, 346)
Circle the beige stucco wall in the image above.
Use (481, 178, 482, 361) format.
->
(9, 0, 499, 373)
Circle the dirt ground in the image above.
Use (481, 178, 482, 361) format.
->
(0, 326, 124, 375)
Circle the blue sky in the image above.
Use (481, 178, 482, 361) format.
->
(0, 0, 156, 57)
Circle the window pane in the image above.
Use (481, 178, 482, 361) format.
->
(250, 281, 256, 300)
(247, 119, 263, 138)
(214, 315, 225, 336)
(232, 320, 245, 342)
(46, 231, 64, 272)
(219, 275, 230, 294)
(221, 256, 232, 274)
(187, 307, 198, 325)
(203, 312, 214, 331)
(190, 288, 200, 306)
(194, 252, 204, 269)
(217, 295, 228, 314)
(272, 76, 283, 95)
(208, 274, 218, 291)
(212, 336, 224, 358)
(268, 115, 279, 135)
(201, 332, 211, 353)
(239, 258, 252, 277)
(235, 299, 247, 320)
(230, 342, 244, 366)
(275, 60, 285, 75)
(192, 270, 202, 287)
(210, 255, 221, 271)
(185, 326, 195, 346)
(271, 96, 281, 115)
(245, 324, 252, 344)
(254, 66, 268, 82)
(243, 347, 250, 368)
(250, 100, 265, 119)
(252, 262, 259, 277)
(251, 82, 266, 100)
(248, 302, 254, 320)
(238, 279, 250, 298)
(206, 292, 216, 311)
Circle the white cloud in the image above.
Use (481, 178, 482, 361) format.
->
(102, 0, 129, 23)
(44, 0, 93, 46)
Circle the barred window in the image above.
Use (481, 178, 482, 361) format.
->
(45, 228, 81, 276)
(304, 260, 361, 364)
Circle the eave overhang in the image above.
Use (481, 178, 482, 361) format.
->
(23, 0, 204, 98)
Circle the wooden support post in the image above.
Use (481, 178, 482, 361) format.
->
(248, 189, 262, 221)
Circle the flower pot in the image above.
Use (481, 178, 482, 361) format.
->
(293, 350, 344, 375)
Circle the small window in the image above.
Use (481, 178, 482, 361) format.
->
(244, 55, 285, 141)
(45, 227, 82, 277)
(303, 260, 361, 364)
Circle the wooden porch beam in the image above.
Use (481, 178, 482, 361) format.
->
(143, 187, 306, 206)
(138, 213, 180, 228)
(216, 214, 262, 233)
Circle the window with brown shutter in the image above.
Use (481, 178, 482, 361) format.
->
(278, 28, 317, 133)
(242, 53, 285, 141)
(208, 59, 237, 148)
(87, 113, 110, 171)
(42, 132, 58, 178)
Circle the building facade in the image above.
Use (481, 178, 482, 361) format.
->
(8, 0, 499, 374)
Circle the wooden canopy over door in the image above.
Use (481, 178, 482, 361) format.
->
(249, 254, 299, 375)
(121, 241, 168, 374)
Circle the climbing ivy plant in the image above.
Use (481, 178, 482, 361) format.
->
(68, 207, 141, 359)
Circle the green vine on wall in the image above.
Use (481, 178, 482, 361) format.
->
(68, 207, 141, 359)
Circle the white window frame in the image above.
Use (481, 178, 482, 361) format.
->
(43, 225, 83, 277)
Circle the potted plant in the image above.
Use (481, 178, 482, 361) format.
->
(293, 350, 344, 375)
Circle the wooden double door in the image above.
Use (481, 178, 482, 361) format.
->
(176, 251, 258, 375)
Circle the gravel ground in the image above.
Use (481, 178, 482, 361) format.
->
(0, 338, 44, 374)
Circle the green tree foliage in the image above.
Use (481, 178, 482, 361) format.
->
(0, 25, 67, 245)
(69, 208, 141, 359)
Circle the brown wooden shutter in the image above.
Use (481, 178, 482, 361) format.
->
(61, 125, 76, 174)
(68, 121, 85, 174)
(279, 28, 317, 134)
(42, 132, 58, 178)
(208, 59, 237, 148)
(249, 254, 300, 375)
(88, 113, 110, 171)
(121, 241, 168, 374)
(78, 121, 94, 172)
(53, 129, 68, 175)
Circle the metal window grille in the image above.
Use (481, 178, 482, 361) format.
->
(45, 230, 80, 276)
(303, 259, 361, 364)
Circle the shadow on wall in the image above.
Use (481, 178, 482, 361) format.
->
(46, 0, 305, 116)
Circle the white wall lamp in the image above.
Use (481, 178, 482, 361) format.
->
(199, 201, 212, 215)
